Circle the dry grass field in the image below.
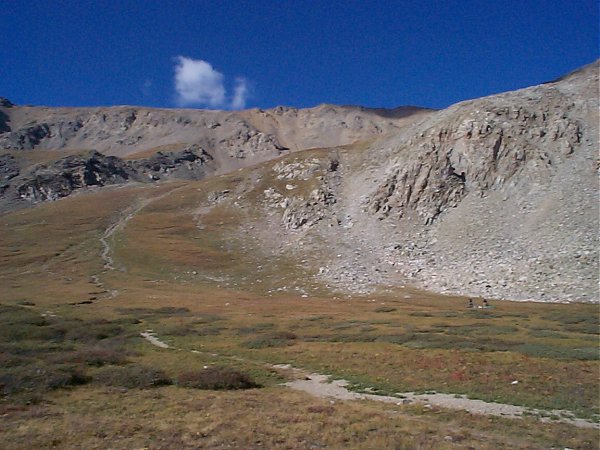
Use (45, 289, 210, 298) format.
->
(1, 168, 598, 449)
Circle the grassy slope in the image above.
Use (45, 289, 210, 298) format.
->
(0, 158, 598, 449)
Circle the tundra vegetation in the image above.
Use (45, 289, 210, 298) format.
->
(0, 63, 598, 448)
(0, 176, 598, 449)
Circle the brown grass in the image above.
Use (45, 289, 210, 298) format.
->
(0, 160, 598, 448)
(1, 385, 597, 450)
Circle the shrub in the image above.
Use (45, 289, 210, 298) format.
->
(564, 322, 599, 335)
(242, 331, 297, 349)
(528, 329, 567, 339)
(177, 367, 259, 390)
(0, 323, 64, 342)
(56, 347, 128, 367)
(375, 307, 397, 313)
(94, 365, 172, 388)
(115, 307, 191, 317)
(155, 307, 191, 316)
(236, 323, 276, 335)
(0, 364, 89, 395)
(515, 343, 599, 360)
(192, 314, 224, 324)
(409, 311, 433, 317)
(159, 324, 224, 337)
(65, 322, 125, 343)
(0, 352, 31, 368)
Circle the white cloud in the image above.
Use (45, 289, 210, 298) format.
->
(173, 56, 251, 109)
(231, 77, 249, 110)
(141, 79, 153, 96)
(174, 56, 226, 107)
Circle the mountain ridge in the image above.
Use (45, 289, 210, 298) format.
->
(0, 61, 598, 303)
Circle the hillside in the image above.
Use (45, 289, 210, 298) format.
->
(0, 62, 598, 305)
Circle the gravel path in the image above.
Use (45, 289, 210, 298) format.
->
(140, 330, 170, 349)
(140, 334, 598, 429)
(88, 186, 182, 302)
(282, 369, 598, 429)
(99, 197, 156, 270)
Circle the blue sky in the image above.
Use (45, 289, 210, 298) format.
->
(1, 1, 598, 110)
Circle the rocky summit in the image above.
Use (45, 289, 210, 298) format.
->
(0, 61, 598, 303)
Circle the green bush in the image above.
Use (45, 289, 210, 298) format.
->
(528, 329, 567, 339)
(0, 364, 89, 395)
(55, 347, 128, 367)
(236, 323, 275, 335)
(64, 321, 126, 343)
(177, 366, 259, 390)
(115, 307, 191, 317)
(409, 311, 433, 317)
(94, 365, 172, 388)
(515, 343, 599, 360)
(242, 331, 297, 348)
(374, 307, 397, 313)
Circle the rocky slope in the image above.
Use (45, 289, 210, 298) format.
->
(227, 61, 598, 303)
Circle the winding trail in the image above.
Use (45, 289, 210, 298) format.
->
(140, 330, 170, 349)
(99, 197, 156, 271)
(139, 331, 598, 430)
(281, 369, 598, 429)
(88, 187, 182, 301)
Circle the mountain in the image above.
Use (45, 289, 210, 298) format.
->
(0, 61, 597, 303)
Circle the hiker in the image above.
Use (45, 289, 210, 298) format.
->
(483, 299, 490, 308)
(467, 298, 474, 308)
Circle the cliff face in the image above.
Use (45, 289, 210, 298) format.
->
(357, 62, 598, 302)
(368, 71, 590, 226)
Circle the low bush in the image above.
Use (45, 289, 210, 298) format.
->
(374, 307, 397, 313)
(528, 329, 567, 339)
(564, 322, 599, 335)
(236, 323, 275, 335)
(0, 364, 89, 395)
(64, 321, 126, 343)
(0, 323, 65, 343)
(55, 347, 128, 367)
(159, 324, 224, 337)
(177, 366, 259, 390)
(409, 311, 433, 317)
(115, 307, 191, 317)
(94, 365, 172, 388)
(515, 343, 599, 360)
(468, 310, 498, 319)
(242, 331, 297, 348)
(191, 314, 224, 324)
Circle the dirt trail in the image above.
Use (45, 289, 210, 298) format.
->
(281, 368, 598, 429)
(139, 332, 598, 430)
(140, 330, 170, 349)
(99, 197, 155, 271)
(88, 187, 181, 301)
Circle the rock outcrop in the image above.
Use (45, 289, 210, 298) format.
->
(2, 145, 216, 206)
(368, 85, 586, 225)
(132, 144, 213, 181)
(16, 151, 136, 202)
